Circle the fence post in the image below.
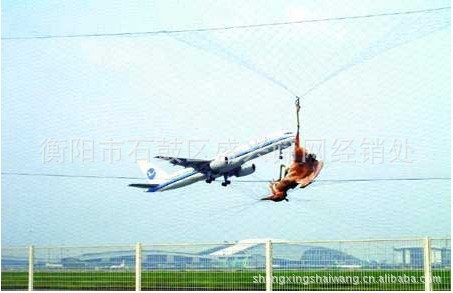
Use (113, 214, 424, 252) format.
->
(423, 237, 432, 291)
(265, 240, 273, 291)
(28, 245, 34, 291)
(135, 242, 142, 291)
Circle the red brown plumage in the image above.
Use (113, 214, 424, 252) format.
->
(262, 132, 323, 202)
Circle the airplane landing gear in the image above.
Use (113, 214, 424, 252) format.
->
(221, 174, 231, 187)
(278, 145, 283, 160)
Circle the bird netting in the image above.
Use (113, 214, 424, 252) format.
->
(2, 3, 450, 244)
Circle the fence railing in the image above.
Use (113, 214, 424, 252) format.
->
(1, 237, 450, 291)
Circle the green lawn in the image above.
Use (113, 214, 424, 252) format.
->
(1, 270, 450, 291)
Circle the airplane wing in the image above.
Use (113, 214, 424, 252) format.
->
(154, 156, 211, 172)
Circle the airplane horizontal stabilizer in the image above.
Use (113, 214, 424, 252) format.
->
(128, 183, 159, 189)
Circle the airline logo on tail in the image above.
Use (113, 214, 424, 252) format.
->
(147, 168, 156, 180)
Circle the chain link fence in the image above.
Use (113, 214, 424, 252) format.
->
(141, 242, 265, 290)
(1, 246, 29, 290)
(31, 245, 135, 290)
(271, 239, 427, 291)
(1, 238, 450, 291)
(430, 238, 451, 291)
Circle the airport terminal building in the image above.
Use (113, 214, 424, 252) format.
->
(7, 239, 450, 271)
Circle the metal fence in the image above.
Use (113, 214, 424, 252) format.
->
(1, 237, 450, 291)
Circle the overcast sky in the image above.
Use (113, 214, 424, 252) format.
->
(2, 0, 450, 246)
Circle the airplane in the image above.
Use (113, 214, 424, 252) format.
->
(109, 260, 126, 269)
(45, 263, 63, 269)
(129, 131, 295, 192)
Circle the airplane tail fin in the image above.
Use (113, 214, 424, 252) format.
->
(137, 160, 169, 183)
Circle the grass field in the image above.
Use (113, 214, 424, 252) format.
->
(2, 270, 450, 291)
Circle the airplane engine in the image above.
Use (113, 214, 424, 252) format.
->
(235, 164, 256, 177)
(209, 156, 229, 172)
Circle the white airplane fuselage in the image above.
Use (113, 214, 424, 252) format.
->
(143, 131, 294, 192)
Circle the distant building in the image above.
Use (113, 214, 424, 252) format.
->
(2, 239, 450, 271)
(210, 239, 366, 269)
(393, 246, 450, 268)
